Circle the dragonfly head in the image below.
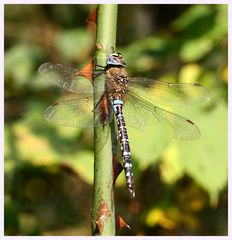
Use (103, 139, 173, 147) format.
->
(106, 52, 126, 67)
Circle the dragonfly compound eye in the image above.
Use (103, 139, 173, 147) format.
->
(106, 54, 126, 67)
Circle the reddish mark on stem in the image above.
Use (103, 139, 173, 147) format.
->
(95, 199, 111, 234)
(96, 43, 104, 50)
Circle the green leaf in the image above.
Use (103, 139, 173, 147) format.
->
(55, 29, 93, 60)
(5, 44, 44, 85)
(128, 117, 171, 169)
(163, 102, 227, 205)
(67, 150, 94, 184)
(171, 5, 211, 31)
(180, 38, 213, 62)
(12, 123, 60, 164)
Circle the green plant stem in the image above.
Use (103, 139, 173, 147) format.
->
(91, 4, 118, 236)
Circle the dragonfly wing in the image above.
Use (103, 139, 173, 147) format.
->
(39, 62, 106, 93)
(127, 77, 210, 108)
(44, 93, 114, 128)
(123, 94, 153, 131)
(152, 106, 200, 140)
(124, 93, 200, 140)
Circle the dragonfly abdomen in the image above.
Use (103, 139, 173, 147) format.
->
(113, 99, 135, 199)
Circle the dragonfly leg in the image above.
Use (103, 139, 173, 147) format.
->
(95, 64, 105, 69)
(93, 70, 105, 78)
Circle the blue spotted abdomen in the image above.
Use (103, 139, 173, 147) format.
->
(113, 99, 135, 199)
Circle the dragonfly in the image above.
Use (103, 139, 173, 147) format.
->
(39, 52, 210, 199)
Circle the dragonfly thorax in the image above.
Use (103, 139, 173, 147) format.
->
(106, 66, 128, 99)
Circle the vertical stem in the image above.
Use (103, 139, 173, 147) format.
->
(91, 5, 118, 236)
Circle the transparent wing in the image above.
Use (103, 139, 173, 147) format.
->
(39, 62, 106, 93)
(123, 95, 153, 131)
(127, 77, 210, 108)
(124, 93, 200, 140)
(44, 93, 114, 128)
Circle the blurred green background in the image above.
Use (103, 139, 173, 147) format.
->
(4, 4, 228, 236)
